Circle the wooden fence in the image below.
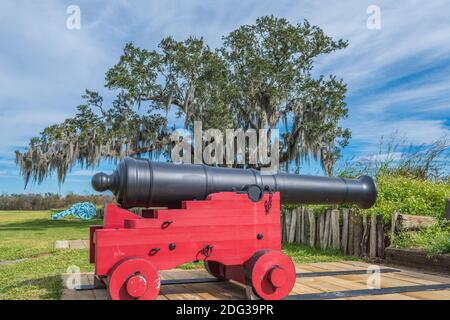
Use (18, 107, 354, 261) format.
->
(282, 208, 386, 258)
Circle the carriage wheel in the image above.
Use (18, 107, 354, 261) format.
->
(244, 250, 296, 300)
(204, 260, 228, 281)
(108, 258, 160, 300)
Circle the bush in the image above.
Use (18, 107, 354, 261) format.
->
(363, 174, 450, 221)
(392, 221, 450, 255)
(336, 136, 450, 221)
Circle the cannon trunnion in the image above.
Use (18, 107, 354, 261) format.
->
(89, 158, 377, 300)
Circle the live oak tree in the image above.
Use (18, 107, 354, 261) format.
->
(16, 16, 350, 186)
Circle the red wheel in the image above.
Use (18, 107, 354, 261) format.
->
(204, 260, 227, 281)
(108, 258, 160, 300)
(245, 250, 296, 300)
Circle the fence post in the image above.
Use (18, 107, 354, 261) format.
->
(323, 210, 331, 249)
(308, 208, 316, 247)
(353, 214, 362, 257)
(287, 209, 293, 242)
(362, 215, 369, 256)
(318, 213, 325, 248)
(295, 207, 302, 243)
(376, 214, 385, 258)
(341, 208, 349, 254)
(348, 211, 354, 255)
(369, 214, 377, 258)
(331, 209, 340, 249)
(390, 211, 399, 243)
(300, 207, 306, 244)
(288, 209, 297, 243)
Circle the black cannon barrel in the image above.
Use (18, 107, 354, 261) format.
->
(92, 158, 377, 209)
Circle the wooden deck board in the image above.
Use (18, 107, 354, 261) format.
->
(311, 261, 368, 271)
(379, 272, 442, 285)
(402, 290, 450, 300)
(61, 261, 450, 300)
(345, 293, 419, 300)
(295, 264, 330, 272)
(341, 260, 450, 283)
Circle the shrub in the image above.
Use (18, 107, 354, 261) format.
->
(363, 174, 450, 221)
(337, 136, 450, 221)
(392, 221, 450, 255)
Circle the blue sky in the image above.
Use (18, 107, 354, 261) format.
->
(0, 0, 449, 194)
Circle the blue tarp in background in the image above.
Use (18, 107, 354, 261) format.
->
(51, 202, 97, 220)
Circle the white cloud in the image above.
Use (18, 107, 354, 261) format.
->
(306, 1, 450, 89)
(0, 160, 15, 166)
(0, 1, 115, 149)
(356, 152, 403, 162)
(0, 167, 19, 177)
(68, 169, 98, 177)
(355, 76, 450, 115)
(351, 119, 449, 146)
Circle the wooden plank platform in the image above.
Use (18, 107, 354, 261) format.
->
(61, 261, 450, 300)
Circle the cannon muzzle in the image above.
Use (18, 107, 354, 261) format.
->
(92, 158, 377, 209)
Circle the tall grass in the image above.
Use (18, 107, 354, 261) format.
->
(336, 135, 450, 254)
(392, 221, 450, 255)
(336, 135, 450, 219)
(337, 134, 449, 182)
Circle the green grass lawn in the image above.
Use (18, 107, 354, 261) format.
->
(282, 243, 360, 263)
(0, 210, 100, 300)
(0, 210, 102, 261)
(392, 221, 450, 255)
(0, 210, 358, 300)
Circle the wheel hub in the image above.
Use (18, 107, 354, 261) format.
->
(126, 275, 148, 298)
(268, 267, 287, 288)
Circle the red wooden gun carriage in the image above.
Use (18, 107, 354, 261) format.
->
(89, 158, 376, 300)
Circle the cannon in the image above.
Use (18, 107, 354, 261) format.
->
(89, 158, 377, 300)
